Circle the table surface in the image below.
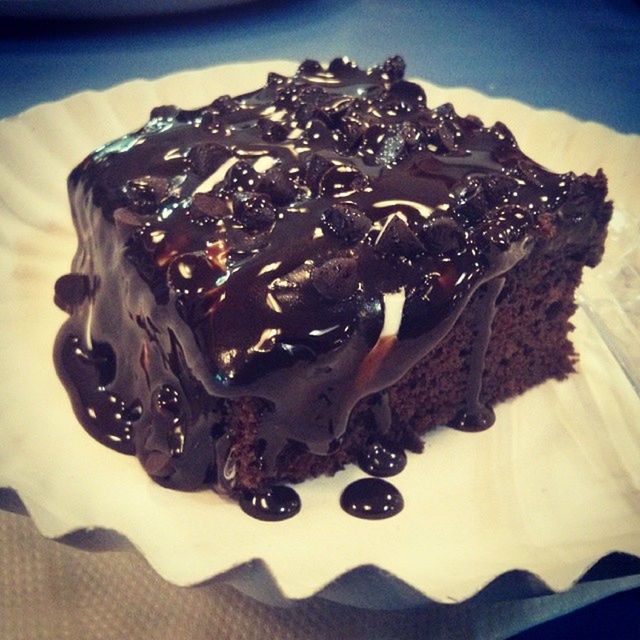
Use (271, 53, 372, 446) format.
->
(1, 1, 639, 638)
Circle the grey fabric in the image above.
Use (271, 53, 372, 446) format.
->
(3, 493, 640, 640)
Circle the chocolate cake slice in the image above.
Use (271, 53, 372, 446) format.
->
(54, 57, 612, 518)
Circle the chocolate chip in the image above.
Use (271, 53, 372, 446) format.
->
(452, 178, 489, 223)
(54, 273, 90, 312)
(233, 192, 276, 231)
(294, 103, 319, 127)
(321, 203, 371, 244)
(259, 168, 297, 205)
(453, 174, 519, 223)
(509, 160, 547, 188)
(154, 384, 182, 417)
(175, 108, 199, 123)
(312, 257, 359, 300)
(336, 116, 367, 153)
(188, 143, 231, 177)
(420, 217, 466, 255)
(210, 95, 239, 115)
(398, 122, 423, 149)
(592, 170, 613, 225)
(328, 57, 355, 75)
(149, 105, 179, 120)
(267, 262, 313, 308)
(483, 174, 519, 206)
(480, 205, 532, 250)
(382, 55, 406, 83)
(123, 176, 170, 213)
(275, 84, 301, 109)
(464, 114, 484, 129)
(258, 117, 288, 142)
(375, 216, 425, 258)
(375, 130, 407, 166)
(199, 109, 224, 132)
(304, 118, 333, 147)
(192, 193, 229, 219)
(305, 154, 333, 194)
(421, 120, 458, 153)
(561, 175, 606, 222)
(225, 161, 260, 193)
(269, 262, 312, 292)
(388, 80, 426, 108)
(318, 164, 368, 197)
(490, 122, 516, 148)
(436, 121, 459, 151)
(433, 102, 457, 120)
(227, 228, 269, 257)
(298, 59, 323, 76)
(267, 72, 288, 86)
(359, 125, 387, 162)
(167, 253, 223, 295)
(331, 130, 356, 157)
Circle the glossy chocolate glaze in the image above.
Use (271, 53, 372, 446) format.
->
(357, 440, 407, 477)
(340, 478, 404, 520)
(54, 56, 610, 505)
(451, 276, 505, 431)
(239, 485, 301, 521)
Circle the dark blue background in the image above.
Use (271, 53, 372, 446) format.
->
(1, 0, 639, 132)
(1, 1, 639, 637)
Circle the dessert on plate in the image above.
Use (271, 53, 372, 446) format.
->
(53, 56, 612, 519)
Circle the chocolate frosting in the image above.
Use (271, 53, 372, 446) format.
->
(54, 56, 610, 496)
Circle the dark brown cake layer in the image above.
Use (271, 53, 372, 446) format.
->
(222, 220, 608, 490)
(53, 57, 612, 500)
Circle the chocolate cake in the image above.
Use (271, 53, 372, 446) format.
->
(54, 56, 612, 519)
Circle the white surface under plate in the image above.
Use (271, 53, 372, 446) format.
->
(0, 60, 639, 603)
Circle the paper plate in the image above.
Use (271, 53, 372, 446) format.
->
(1, 60, 639, 604)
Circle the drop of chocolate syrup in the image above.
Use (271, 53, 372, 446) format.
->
(54, 273, 90, 312)
(358, 441, 407, 477)
(239, 485, 301, 522)
(56, 334, 137, 454)
(450, 405, 495, 432)
(340, 478, 404, 520)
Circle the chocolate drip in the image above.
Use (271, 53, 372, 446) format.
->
(358, 441, 407, 477)
(239, 486, 301, 521)
(54, 273, 91, 312)
(340, 478, 404, 520)
(451, 277, 505, 431)
(54, 332, 138, 454)
(214, 432, 235, 493)
(53, 55, 608, 503)
(368, 391, 392, 434)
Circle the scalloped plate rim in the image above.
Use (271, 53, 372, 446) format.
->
(1, 59, 639, 606)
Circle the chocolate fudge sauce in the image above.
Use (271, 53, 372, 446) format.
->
(239, 485, 301, 522)
(54, 56, 609, 517)
(340, 478, 404, 520)
(357, 441, 407, 477)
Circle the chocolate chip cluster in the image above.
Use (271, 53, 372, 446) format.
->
(107, 56, 595, 360)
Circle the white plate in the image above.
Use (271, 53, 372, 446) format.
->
(0, 0, 254, 19)
(1, 60, 639, 603)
